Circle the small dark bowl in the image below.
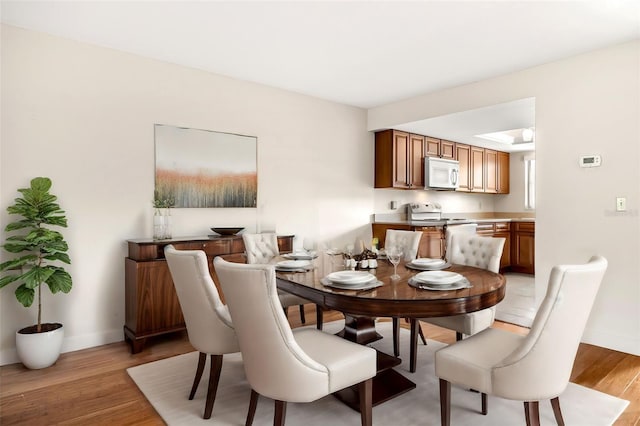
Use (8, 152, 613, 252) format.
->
(211, 227, 245, 236)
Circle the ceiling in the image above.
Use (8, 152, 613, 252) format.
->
(2, 1, 639, 152)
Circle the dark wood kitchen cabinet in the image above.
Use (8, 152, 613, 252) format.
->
(455, 143, 471, 192)
(124, 234, 294, 353)
(470, 146, 485, 192)
(511, 222, 535, 274)
(375, 130, 425, 189)
(484, 149, 498, 193)
(497, 151, 510, 194)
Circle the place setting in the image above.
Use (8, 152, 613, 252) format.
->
(321, 270, 383, 291)
(408, 270, 471, 291)
(405, 257, 451, 271)
(274, 259, 314, 272)
(282, 250, 318, 260)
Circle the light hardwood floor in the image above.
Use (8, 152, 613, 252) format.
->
(1, 308, 639, 425)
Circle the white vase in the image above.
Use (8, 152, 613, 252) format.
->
(153, 208, 172, 240)
(16, 323, 64, 369)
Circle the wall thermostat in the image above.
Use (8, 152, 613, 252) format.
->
(579, 155, 601, 168)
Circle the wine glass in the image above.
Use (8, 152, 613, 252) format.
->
(387, 246, 403, 280)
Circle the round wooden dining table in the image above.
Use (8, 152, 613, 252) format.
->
(273, 254, 506, 410)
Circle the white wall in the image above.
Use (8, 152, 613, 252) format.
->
(369, 41, 640, 355)
(0, 25, 374, 364)
(494, 151, 533, 213)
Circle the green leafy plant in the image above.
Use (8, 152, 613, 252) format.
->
(0, 177, 72, 332)
(153, 189, 175, 209)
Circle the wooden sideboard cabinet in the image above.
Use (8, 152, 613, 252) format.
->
(124, 234, 294, 353)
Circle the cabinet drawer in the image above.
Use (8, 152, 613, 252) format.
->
(201, 240, 233, 256)
(495, 222, 511, 231)
(476, 223, 495, 234)
(514, 222, 535, 232)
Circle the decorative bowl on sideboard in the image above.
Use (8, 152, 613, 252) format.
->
(210, 227, 245, 236)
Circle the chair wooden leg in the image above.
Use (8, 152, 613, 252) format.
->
(359, 378, 373, 426)
(418, 321, 427, 345)
(203, 354, 223, 419)
(481, 392, 488, 415)
(439, 379, 451, 426)
(189, 352, 207, 400)
(274, 400, 287, 426)
(410, 318, 419, 373)
(299, 304, 306, 324)
(245, 389, 259, 426)
(550, 397, 565, 426)
(524, 401, 540, 426)
(316, 305, 323, 330)
(392, 317, 400, 357)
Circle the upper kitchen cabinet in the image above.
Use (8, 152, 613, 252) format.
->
(455, 143, 471, 192)
(425, 136, 440, 157)
(375, 130, 425, 189)
(484, 149, 498, 193)
(375, 129, 510, 193)
(497, 151, 510, 194)
(440, 140, 455, 159)
(425, 137, 455, 160)
(470, 146, 485, 192)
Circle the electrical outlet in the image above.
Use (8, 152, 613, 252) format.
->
(616, 197, 626, 212)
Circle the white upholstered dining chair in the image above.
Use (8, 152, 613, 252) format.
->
(214, 257, 377, 426)
(385, 229, 423, 261)
(408, 234, 505, 373)
(444, 223, 478, 262)
(242, 233, 317, 326)
(435, 256, 607, 426)
(164, 245, 240, 420)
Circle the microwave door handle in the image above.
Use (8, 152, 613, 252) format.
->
(451, 169, 458, 185)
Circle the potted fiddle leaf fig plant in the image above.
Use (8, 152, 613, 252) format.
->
(0, 177, 72, 369)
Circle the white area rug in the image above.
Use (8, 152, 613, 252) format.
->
(127, 321, 628, 425)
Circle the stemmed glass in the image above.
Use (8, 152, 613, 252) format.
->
(387, 246, 403, 280)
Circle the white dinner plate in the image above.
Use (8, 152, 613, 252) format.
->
(321, 278, 383, 291)
(276, 260, 312, 270)
(406, 261, 451, 271)
(413, 271, 464, 285)
(408, 278, 471, 291)
(411, 258, 446, 267)
(325, 271, 376, 285)
(283, 252, 318, 260)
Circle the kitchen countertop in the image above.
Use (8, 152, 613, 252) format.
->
(373, 217, 535, 227)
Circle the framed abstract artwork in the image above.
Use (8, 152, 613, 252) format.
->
(154, 124, 257, 208)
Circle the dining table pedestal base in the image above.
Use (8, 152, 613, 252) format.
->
(333, 350, 416, 411)
(335, 315, 383, 344)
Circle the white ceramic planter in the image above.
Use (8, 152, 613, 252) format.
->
(16, 323, 64, 369)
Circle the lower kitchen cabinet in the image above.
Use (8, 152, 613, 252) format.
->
(124, 234, 294, 353)
(511, 222, 535, 274)
(372, 221, 533, 274)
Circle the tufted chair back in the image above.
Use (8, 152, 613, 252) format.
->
(448, 234, 505, 273)
(444, 223, 478, 262)
(385, 229, 423, 261)
(243, 232, 280, 264)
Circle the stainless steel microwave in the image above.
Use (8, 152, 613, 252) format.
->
(425, 157, 459, 190)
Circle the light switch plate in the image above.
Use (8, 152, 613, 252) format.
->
(616, 197, 626, 212)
